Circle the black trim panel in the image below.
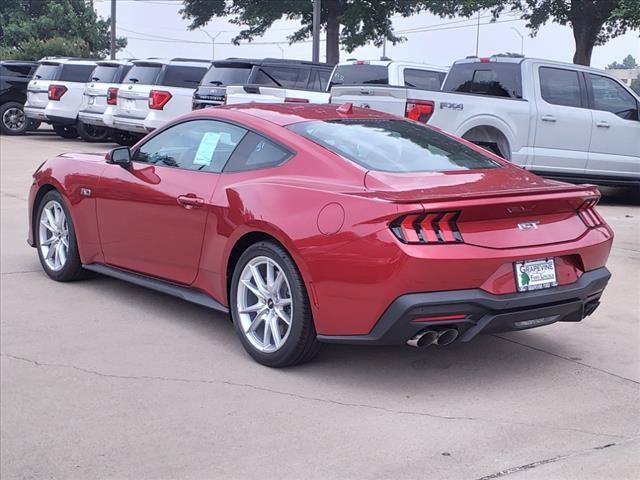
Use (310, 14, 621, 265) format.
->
(83, 263, 229, 313)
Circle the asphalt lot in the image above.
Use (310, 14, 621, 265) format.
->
(1, 129, 639, 480)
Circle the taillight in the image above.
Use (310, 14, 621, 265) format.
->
(149, 90, 172, 110)
(48, 84, 67, 101)
(577, 198, 604, 228)
(106, 87, 118, 105)
(405, 99, 434, 123)
(390, 211, 463, 244)
(284, 97, 309, 103)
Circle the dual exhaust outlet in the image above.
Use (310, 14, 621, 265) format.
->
(407, 328, 459, 348)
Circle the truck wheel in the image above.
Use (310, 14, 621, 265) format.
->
(52, 124, 79, 139)
(27, 119, 41, 131)
(110, 129, 141, 146)
(77, 120, 110, 142)
(1, 101, 29, 135)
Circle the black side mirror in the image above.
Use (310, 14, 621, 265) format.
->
(106, 147, 131, 168)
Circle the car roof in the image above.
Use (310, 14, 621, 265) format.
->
(212, 58, 334, 68)
(336, 59, 449, 72)
(38, 57, 97, 66)
(208, 103, 396, 126)
(133, 58, 211, 67)
(1, 60, 39, 66)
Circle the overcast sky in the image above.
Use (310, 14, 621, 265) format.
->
(94, 0, 640, 69)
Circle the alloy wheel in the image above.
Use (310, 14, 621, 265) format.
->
(38, 200, 69, 271)
(2, 107, 26, 132)
(236, 256, 293, 353)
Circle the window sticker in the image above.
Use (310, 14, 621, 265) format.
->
(193, 132, 221, 166)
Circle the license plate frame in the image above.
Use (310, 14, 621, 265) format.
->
(514, 258, 558, 292)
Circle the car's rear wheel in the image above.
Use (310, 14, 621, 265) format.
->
(1, 101, 29, 135)
(110, 129, 141, 146)
(230, 241, 320, 367)
(52, 124, 79, 139)
(36, 190, 84, 282)
(77, 120, 110, 142)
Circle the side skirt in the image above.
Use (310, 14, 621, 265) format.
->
(82, 263, 229, 313)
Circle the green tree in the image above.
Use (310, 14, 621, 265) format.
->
(419, 1, 640, 66)
(180, 0, 423, 64)
(607, 54, 638, 69)
(0, 0, 126, 60)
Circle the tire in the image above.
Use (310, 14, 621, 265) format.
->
(52, 124, 79, 139)
(230, 241, 321, 367)
(77, 120, 109, 142)
(1, 101, 29, 135)
(35, 190, 85, 282)
(110, 129, 141, 146)
(27, 119, 41, 131)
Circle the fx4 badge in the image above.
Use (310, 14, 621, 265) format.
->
(517, 221, 539, 230)
(440, 102, 463, 110)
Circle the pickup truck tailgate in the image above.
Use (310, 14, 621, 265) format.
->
(330, 86, 408, 116)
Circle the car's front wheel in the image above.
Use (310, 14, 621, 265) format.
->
(230, 241, 320, 367)
(36, 190, 84, 282)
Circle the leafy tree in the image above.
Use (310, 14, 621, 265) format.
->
(0, 0, 126, 60)
(419, 1, 640, 66)
(607, 54, 638, 69)
(180, 0, 423, 64)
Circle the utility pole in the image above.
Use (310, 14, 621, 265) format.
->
(511, 27, 524, 55)
(312, 0, 321, 62)
(475, 12, 480, 57)
(202, 31, 222, 60)
(110, 0, 116, 60)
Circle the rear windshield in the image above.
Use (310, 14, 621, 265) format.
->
(60, 64, 95, 82)
(288, 119, 501, 173)
(201, 65, 252, 85)
(329, 64, 389, 88)
(33, 63, 61, 80)
(161, 65, 208, 88)
(1, 64, 35, 78)
(443, 62, 522, 98)
(124, 64, 162, 85)
(90, 65, 119, 83)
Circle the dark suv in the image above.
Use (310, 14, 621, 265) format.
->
(192, 58, 334, 110)
(1, 60, 39, 135)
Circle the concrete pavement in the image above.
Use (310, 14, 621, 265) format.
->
(1, 130, 639, 479)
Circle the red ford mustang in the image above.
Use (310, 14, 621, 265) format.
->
(28, 103, 613, 367)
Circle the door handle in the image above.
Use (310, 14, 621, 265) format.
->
(541, 115, 556, 122)
(177, 194, 205, 209)
(596, 121, 610, 128)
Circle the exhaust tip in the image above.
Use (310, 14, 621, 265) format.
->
(407, 330, 439, 348)
(435, 328, 459, 346)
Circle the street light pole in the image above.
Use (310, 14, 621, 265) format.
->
(511, 27, 524, 55)
(475, 12, 481, 57)
(110, 0, 116, 60)
(312, 0, 321, 62)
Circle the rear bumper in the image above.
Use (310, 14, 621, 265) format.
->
(78, 110, 107, 127)
(113, 115, 147, 133)
(24, 106, 48, 121)
(317, 267, 611, 345)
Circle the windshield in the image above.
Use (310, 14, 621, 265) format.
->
(33, 64, 61, 80)
(90, 65, 119, 83)
(124, 65, 162, 85)
(288, 119, 501, 173)
(201, 65, 252, 85)
(329, 64, 389, 89)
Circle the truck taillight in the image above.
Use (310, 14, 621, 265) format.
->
(390, 212, 464, 244)
(48, 84, 67, 101)
(149, 90, 172, 110)
(577, 198, 604, 228)
(106, 87, 118, 105)
(405, 99, 434, 123)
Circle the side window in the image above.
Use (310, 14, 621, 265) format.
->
(253, 67, 300, 88)
(60, 64, 95, 82)
(317, 70, 331, 90)
(161, 66, 208, 88)
(133, 120, 247, 173)
(588, 74, 639, 121)
(403, 69, 444, 91)
(539, 67, 582, 108)
(224, 132, 292, 172)
(308, 70, 321, 90)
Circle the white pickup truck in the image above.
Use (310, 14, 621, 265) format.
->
(224, 59, 448, 105)
(331, 56, 640, 187)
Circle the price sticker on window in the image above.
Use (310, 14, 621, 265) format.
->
(193, 132, 221, 167)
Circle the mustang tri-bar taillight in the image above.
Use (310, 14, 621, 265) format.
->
(577, 198, 604, 228)
(48, 84, 67, 101)
(390, 211, 464, 244)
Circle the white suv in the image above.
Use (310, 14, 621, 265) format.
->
(24, 58, 96, 139)
(109, 58, 210, 139)
(77, 59, 133, 143)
